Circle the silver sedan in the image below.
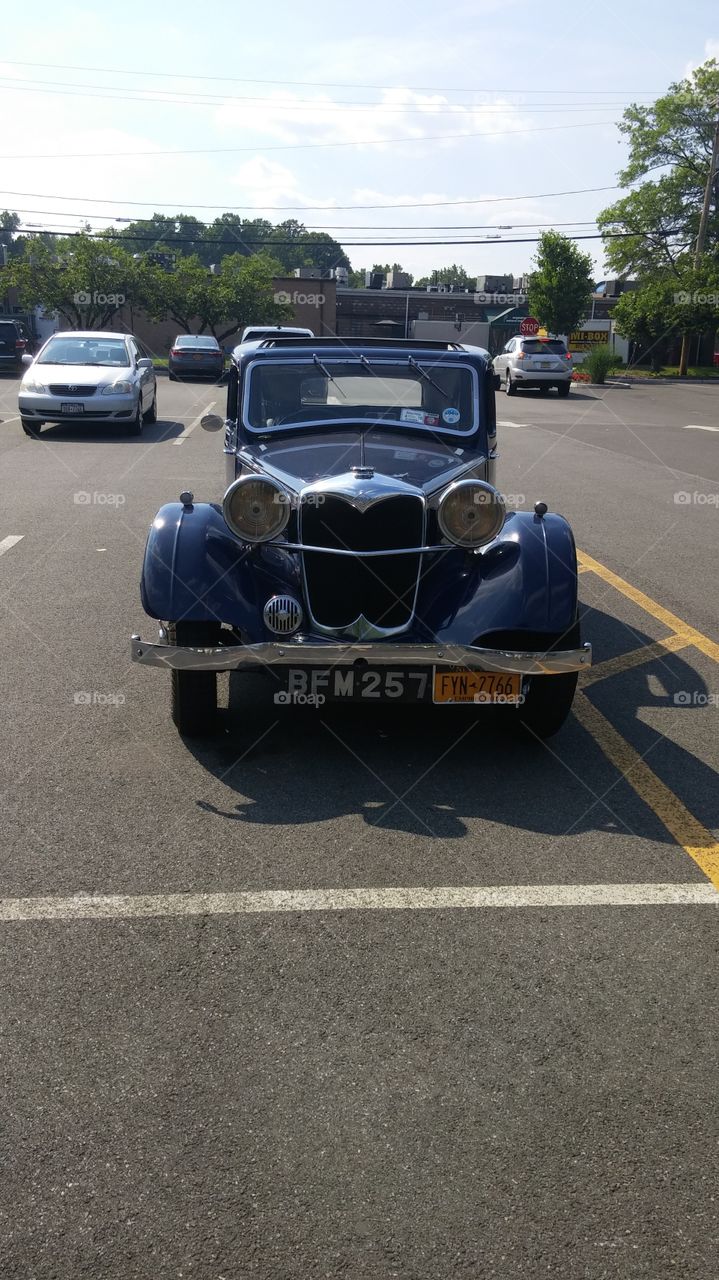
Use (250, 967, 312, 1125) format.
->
(18, 331, 158, 437)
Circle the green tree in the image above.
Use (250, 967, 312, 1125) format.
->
(134, 252, 291, 340)
(613, 268, 719, 371)
(527, 231, 594, 336)
(597, 60, 719, 279)
(415, 264, 473, 288)
(6, 235, 137, 327)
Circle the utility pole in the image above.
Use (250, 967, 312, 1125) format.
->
(678, 98, 719, 376)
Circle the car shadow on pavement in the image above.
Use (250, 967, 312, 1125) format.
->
(183, 606, 718, 847)
(30, 419, 185, 443)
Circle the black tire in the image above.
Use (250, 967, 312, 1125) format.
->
(168, 370, 177, 382)
(557, 382, 571, 397)
(514, 622, 581, 739)
(144, 392, 157, 424)
(21, 418, 42, 437)
(169, 621, 220, 737)
(505, 370, 517, 397)
(539, 383, 550, 396)
(126, 401, 144, 436)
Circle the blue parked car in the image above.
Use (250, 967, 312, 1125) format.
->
(168, 334, 224, 381)
(132, 336, 591, 737)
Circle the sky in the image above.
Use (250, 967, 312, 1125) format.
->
(1, 0, 717, 281)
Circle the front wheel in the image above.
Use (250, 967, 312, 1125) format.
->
(127, 402, 144, 436)
(169, 621, 220, 737)
(514, 622, 581, 739)
(21, 418, 42, 437)
(557, 382, 571, 397)
(144, 392, 157, 424)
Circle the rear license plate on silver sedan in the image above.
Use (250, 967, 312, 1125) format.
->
(61, 402, 84, 413)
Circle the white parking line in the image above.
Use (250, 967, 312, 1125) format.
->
(174, 401, 216, 445)
(1, 415, 20, 426)
(497, 421, 528, 428)
(0, 882, 715, 922)
(0, 535, 23, 557)
(683, 424, 719, 432)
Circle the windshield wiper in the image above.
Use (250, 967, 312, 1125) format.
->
(313, 353, 346, 398)
(408, 356, 450, 400)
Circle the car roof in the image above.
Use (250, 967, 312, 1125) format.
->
(232, 336, 489, 365)
(47, 331, 130, 341)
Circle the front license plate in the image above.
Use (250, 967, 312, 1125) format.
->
(433, 669, 522, 704)
(61, 402, 84, 413)
(282, 667, 431, 703)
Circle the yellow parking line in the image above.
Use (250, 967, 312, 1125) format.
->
(580, 632, 695, 687)
(573, 692, 719, 889)
(578, 550, 719, 665)
(577, 564, 590, 574)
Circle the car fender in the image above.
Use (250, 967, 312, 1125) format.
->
(418, 510, 579, 644)
(140, 502, 303, 639)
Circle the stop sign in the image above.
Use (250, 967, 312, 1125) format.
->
(520, 316, 540, 336)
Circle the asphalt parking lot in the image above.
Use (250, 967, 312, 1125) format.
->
(0, 372, 717, 1279)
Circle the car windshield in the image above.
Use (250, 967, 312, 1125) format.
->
(245, 358, 476, 433)
(521, 340, 567, 354)
(175, 336, 219, 349)
(37, 337, 130, 366)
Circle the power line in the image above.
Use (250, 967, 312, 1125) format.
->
(0, 100, 621, 154)
(0, 75, 651, 112)
(0, 59, 662, 95)
(8, 228, 644, 247)
(0, 183, 624, 212)
(14, 213, 603, 232)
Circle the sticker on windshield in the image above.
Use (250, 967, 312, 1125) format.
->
(400, 408, 440, 426)
(442, 407, 461, 425)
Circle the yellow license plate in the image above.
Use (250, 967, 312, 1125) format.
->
(432, 669, 522, 704)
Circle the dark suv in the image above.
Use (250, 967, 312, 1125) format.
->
(0, 319, 30, 372)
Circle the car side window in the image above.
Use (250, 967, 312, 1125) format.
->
(128, 339, 141, 363)
(505, 340, 514, 353)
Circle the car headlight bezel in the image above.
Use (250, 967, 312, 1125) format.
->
(101, 380, 133, 396)
(437, 479, 506, 549)
(222, 474, 291, 544)
(22, 377, 48, 394)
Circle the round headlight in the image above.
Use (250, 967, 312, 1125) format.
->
(437, 480, 505, 548)
(222, 475, 291, 543)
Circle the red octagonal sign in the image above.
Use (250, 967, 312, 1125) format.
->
(520, 316, 540, 336)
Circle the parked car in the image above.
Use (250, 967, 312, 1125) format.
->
(168, 334, 225, 381)
(18, 331, 157, 437)
(493, 335, 572, 396)
(240, 324, 314, 343)
(131, 335, 591, 738)
(0, 318, 30, 373)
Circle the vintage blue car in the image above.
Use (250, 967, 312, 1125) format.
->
(131, 336, 591, 737)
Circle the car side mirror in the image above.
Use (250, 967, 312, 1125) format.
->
(136, 357, 153, 369)
(21, 353, 34, 366)
(201, 414, 224, 432)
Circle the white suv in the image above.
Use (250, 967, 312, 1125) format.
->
(493, 336, 572, 397)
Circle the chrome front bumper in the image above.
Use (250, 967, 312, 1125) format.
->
(131, 635, 591, 675)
